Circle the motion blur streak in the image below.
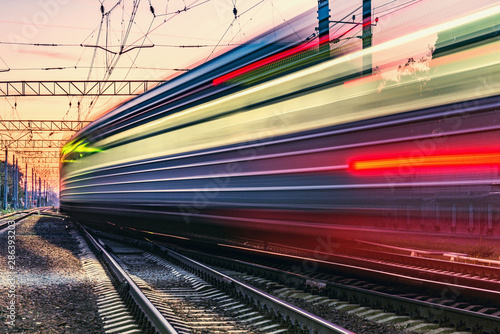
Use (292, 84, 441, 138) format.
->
(60, 4, 500, 249)
(350, 152, 500, 171)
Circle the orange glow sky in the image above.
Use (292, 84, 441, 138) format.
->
(1, 0, 314, 123)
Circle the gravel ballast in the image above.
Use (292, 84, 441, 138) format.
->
(0, 215, 105, 333)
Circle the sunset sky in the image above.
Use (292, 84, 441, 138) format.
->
(1, 0, 313, 123)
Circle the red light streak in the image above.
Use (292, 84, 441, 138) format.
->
(349, 152, 500, 171)
(213, 36, 329, 86)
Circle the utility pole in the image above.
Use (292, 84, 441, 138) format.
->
(25, 163, 28, 209)
(13, 156, 18, 209)
(43, 180, 46, 207)
(362, 0, 372, 75)
(3, 149, 8, 211)
(32, 170, 35, 208)
(317, 0, 331, 57)
(13, 156, 17, 209)
(38, 177, 41, 207)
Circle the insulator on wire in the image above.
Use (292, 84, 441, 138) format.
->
(150, 5, 155, 17)
(100, 4, 104, 15)
(233, 7, 237, 18)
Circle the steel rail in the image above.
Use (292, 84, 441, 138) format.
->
(161, 246, 354, 334)
(83, 228, 178, 334)
(194, 244, 500, 332)
(0, 210, 37, 230)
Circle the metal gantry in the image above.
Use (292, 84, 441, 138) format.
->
(0, 120, 90, 132)
(0, 80, 165, 96)
(1, 139, 67, 149)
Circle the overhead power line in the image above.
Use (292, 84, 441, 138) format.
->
(3, 66, 189, 72)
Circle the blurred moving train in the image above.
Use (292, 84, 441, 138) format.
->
(60, 5, 500, 248)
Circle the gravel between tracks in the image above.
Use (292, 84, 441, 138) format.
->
(0, 215, 104, 333)
(122, 253, 257, 333)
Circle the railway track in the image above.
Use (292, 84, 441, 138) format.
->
(191, 244, 500, 333)
(1, 211, 174, 333)
(0, 209, 37, 230)
(257, 240, 500, 301)
(86, 232, 355, 333)
(86, 228, 500, 333)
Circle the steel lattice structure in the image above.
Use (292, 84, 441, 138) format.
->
(12, 151, 59, 158)
(18, 157, 59, 164)
(0, 139, 66, 149)
(0, 120, 90, 132)
(0, 80, 165, 96)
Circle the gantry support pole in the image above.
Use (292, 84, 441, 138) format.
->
(32, 170, 34, 208)
(317, 0, 331, 57)
(362, 0, 372, 75)
(13, 156, 17, 209)
(3, 149, 8, 211)
(38, 177, 41, 207)
(25, 163, 28, 209)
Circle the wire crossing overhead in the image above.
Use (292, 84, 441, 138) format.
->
(18, 157, 60, 164)
(0, 80, 166, 96)
(14, 151, 59, 158)
(1, 139, 67, 149)
(0, 120, 90, 131)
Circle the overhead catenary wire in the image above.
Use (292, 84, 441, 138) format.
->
(375, 0, 422, 18)
(204, 0, 274, 63)
(0, 55, 10, 72)
(225, 0, 268, 46)
(267, 0, 301, 41)
(1, 66, 189, 71)
(0, 40, 243, 48)
(77, 0, 210, 122)
(204, 18, 236, 63)
(80, 0, 145, 121)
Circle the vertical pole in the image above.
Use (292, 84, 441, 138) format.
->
(362, 0, 372, 75)
(25, 163, 28, 209)
(317, 0, 330, 58)
(16, 158, 19, 209)
(38, 177, 41, 207)
(11, 154, 15, 210)
(13, 156, 17, 210)
(34, 173, 37, 208)
(3, 149, 8, 211)
(31, 169, 34, 208)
